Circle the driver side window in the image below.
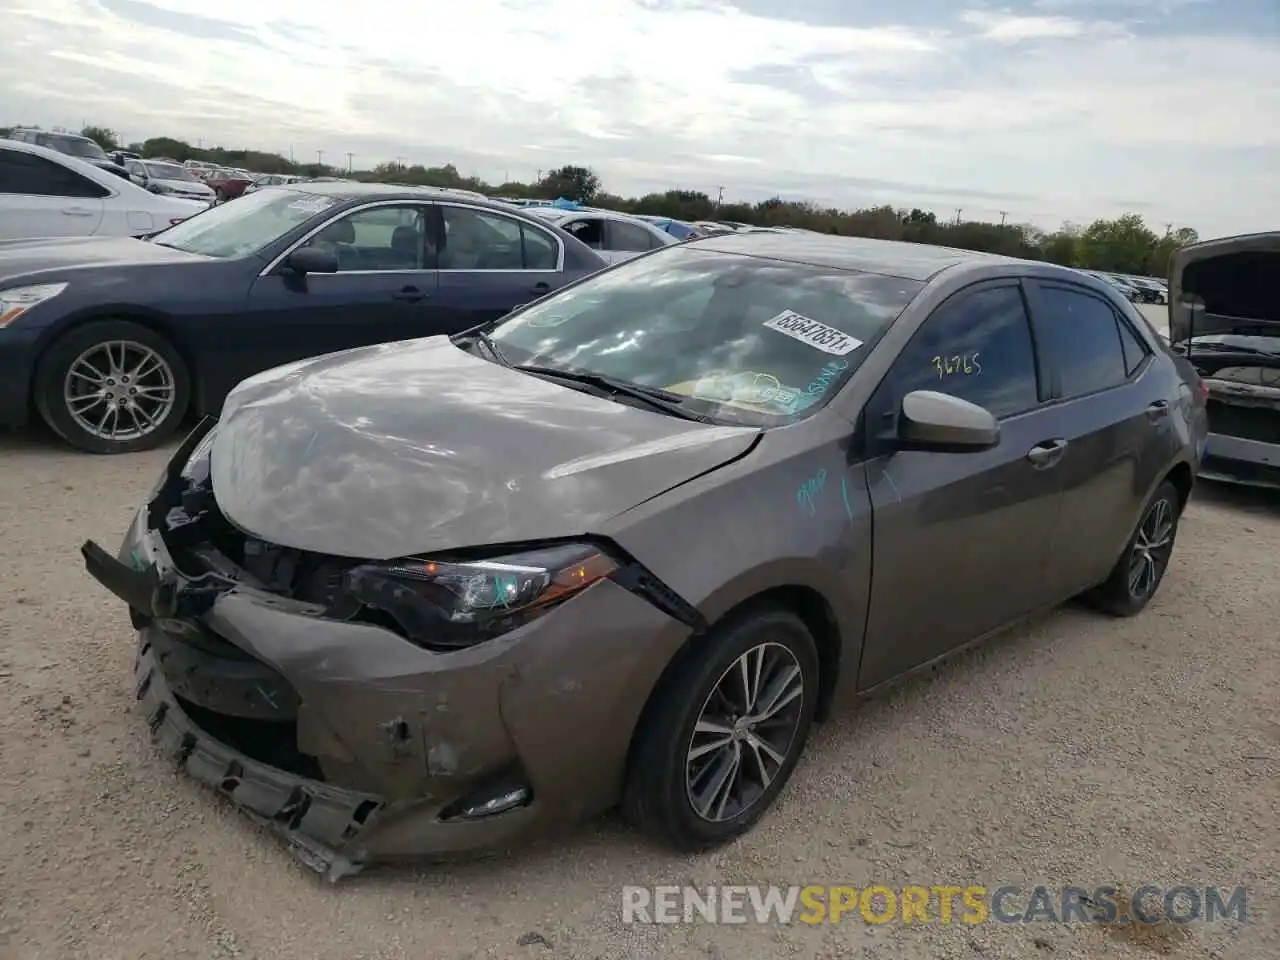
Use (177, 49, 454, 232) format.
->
(890, 283, 1040, 420)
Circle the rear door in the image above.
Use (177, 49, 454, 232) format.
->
(238, 201, 442, 380)
(435, 203, 567, 332)
(0, 149, 106, 239)
(859, 280, 1065, 688)
(1023, 280, 1172, 596)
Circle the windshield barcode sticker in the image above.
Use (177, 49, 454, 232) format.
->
(762, 311, 862, 356)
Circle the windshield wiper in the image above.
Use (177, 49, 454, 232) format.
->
(513, 365, 716, 423)
(451, 329, 512, 367)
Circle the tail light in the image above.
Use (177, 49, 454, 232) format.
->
(168, 217, 186, 225)
(1195, 379, 1209, 406)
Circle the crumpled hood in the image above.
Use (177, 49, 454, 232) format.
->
(210, 337, 760, 559)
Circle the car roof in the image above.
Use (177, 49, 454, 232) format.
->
(685, 231, 1023, 282)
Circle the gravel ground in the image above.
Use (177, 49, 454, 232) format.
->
(0, 426, 1276, 960)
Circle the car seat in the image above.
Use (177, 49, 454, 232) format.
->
(390, 225, 421, 269)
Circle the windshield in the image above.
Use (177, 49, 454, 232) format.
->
(47, 135, 107, 160)
(145, 162, 196, 181)
(149, 188, 339, 258)
(488, 245, 922, 424)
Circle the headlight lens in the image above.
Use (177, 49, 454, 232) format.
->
(347, 542, 617, 650)
(0, 283, 68, 327)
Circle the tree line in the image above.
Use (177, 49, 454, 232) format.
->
(7, 124, 1200, 278)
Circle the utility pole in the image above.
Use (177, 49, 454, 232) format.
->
(395, 156, 406, 170)
(346, 151, 354, 173)
(197, 137, 203, 149)
(715, 185, 724, 208)
(289, 144, 295, 164)
(536, 168, 543, 182)
(315, 149, 324, 166)
(954, 208, 962, 225)
(998, 211, 1008, 227)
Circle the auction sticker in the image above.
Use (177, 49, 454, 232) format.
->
(762, 310, 862, 356)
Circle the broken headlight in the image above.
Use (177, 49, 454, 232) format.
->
(345, 542, 617, 650)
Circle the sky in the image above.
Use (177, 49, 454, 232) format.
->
(1, 0, 1276, 237)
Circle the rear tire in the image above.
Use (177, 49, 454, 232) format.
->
(1083, 481, 1181, 617)
(34, 320, 190, 454)
(622, 605, 818, 851)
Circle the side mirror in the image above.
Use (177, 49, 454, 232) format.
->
(284, 246, 339, 275)
(893, 390, 999, 453)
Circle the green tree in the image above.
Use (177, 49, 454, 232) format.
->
(537, 165, 600, 202)
(80, 125, 120, 152)
(1076, 213, 1159, 274)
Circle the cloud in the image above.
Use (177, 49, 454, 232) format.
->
(0, 0, 1276, 236)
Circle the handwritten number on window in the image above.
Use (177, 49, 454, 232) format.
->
(932, 352, 982, 381)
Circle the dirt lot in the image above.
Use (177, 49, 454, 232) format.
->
(0, 429, 1276, 960)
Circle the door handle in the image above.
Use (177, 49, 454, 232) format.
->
(529, 282, 551, 297)
(391, 286, 429, 303)
(1145, 399, 1170, 420)
(61, 207, 95, 217)
(1026, 438, 1068, 468)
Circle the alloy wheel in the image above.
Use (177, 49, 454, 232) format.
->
(685, 641, 805, 823)
(1128, 497, 1176, 600)
(63, 340, 177, 443)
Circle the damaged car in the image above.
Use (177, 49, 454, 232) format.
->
(1168, 231, 1280, 489)
(83, 233, 1207, 880)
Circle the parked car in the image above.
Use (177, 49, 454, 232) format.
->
(124, 159, 217, 203)
(1168, 231, 1279, 488)
(526, 208, 676, 263)
(1122, 276, 1166, 304)
(244, 174, 310, 194)
(1090, 272, 1141, 302)
(205, 169, 255, 202)
(0, 139, 209, 242)
(79, 231, 1206, 880)
(6, 128, 132, 180)
(0, 182, 607, 453)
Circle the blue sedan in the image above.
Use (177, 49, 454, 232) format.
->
(0, 183, 606, 453)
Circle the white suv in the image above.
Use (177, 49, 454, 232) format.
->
(0, 139, 210, 241)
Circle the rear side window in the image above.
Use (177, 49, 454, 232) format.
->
(1035, 286, 1129, 398)
(889, 284, 1040, 419)
(1116, 317, 1149, 375)
(0, 150, 110, 198)
(609, 220, 658, 252)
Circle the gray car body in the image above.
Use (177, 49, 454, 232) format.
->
(87, 234, 1205, 879)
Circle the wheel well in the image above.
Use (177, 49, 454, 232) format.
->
(624, 585, 843, 772)
(1166, 461, 1194, 511)
(30, 312, 197, 413)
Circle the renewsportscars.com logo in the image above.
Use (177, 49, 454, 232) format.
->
(621, 884, 1249, 926)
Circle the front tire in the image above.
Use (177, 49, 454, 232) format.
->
(623, 605, 818, 851)
(1083, 481, 1181, 616)
(34, 320, 191, 454)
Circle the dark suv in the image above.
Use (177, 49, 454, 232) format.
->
(1168, 232, 1280, 489)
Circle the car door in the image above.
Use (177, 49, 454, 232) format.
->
(1022, 281, 1171, 596)
(0, 149, 106, 239)
(604, 218, 663, 263)
(435, 204, 567, 332)
(237, 201, 442, 380)
(857, 280, 1066, 689)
